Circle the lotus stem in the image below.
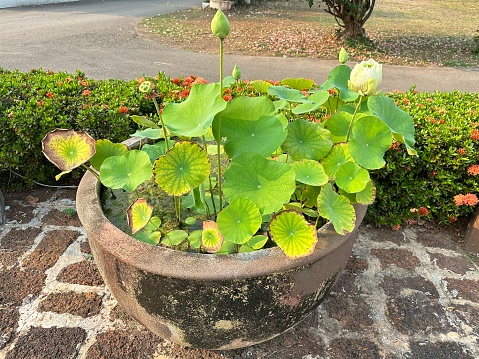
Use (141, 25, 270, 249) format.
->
(346, 95, 364, 142)
(153, 97, 170, 153)
(217, 38, 224, 211)
(202, 135, 217, 217)
(82, 164, 100, 181)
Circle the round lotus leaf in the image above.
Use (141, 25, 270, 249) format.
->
(349, 116, 392, 170)
(317, 183, 356, 234)
(292, 160, 328, 186)
(282, 119, 333, 161)
(216, 198, 262, 244)
(292, 90, 330, 115)
(201, 220, 223, 253)
(335, 161, 370, 193)
(100, 150, 152, 192)
(280, 78, 315, 91)
(219, 115, 287, 159)
(223, 152, 296, 215)
(162, 83, 227, 137)
(90, 139, 128, 171)
(270, 210, 318, 259)
(127, 198, 153, 234)
(41, 129, 96, 171)
(356, 180, 376, 205)
(153, 142, 210, 196)
(321, 144, 353, 178)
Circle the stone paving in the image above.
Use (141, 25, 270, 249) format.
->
(0, 188, 478, 359)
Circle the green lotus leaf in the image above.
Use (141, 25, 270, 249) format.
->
(282, 119, 333, 161)
(41, 129, 96, 171)
(292, 160, 328, 186)
(100, 150, 152, 192)
(270, 210, 318, 259)
(133, 231, 161, 245)
(267, 86, 309, 103)
(144, 216, 162, 232)
(292, 90, 330, 115)
(335, 161, 370, 193)
(219, 115, 287, 159)
(126, 198, 153, 234)
(216, 96, 276, 123)
(280, 78, 315, 91)
(162, 83, 227, 137)
(163, 230, 189, 246)
(202, 220, 223, 253)
(250, 80, 273, 93)
(317, 183, 356, 234)
(302, 185, 321, 208)
(223, 152, 296, 215)
(141, 140, 175, 164)
(90, 139, 128, 170)
(131, 115, 160, 129)
(153, 142, 210, 196)
(238, 244, 255, 253)
(349, 116, 392, 170)
(356, 180, 376, 204)
(216, 198, 262, 244)
(323, 111, 352, 143)
(321, 144, 353, 178)
(247, 235, 269, 249)
(188, 230, 203, 249)
(216, 240, 236, 254)
(368, 94, 416, 155)
(131, 128, 164, 139)
(320, 64, 359, 102)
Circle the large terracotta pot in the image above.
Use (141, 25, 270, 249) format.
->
(76, 170, 367, 350)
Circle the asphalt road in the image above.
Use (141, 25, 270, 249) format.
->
(0, 0, 478, 92)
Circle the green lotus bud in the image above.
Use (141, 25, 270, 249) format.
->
(139, 81, 153, 93)
(348, 59, 383, 96)
(211, 10, 230, 40)
(338, 47, 349, 64)
(232, 64, 241, 80)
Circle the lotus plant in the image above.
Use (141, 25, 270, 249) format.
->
(42, 10, 416, 259)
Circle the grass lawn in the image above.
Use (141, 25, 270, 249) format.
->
(139, 0, 479, 67)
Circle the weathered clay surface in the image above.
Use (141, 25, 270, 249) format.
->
(77, 171, 367, 349)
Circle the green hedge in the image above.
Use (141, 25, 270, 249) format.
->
(368, 89, 479, 226)
(0, 69, 185, 186)
(1, 68, 478, 226)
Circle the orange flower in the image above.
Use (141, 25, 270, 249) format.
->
(178, 89, 190, 99)
(118, 106, 128, 114)
(402, 98, 410, 104)
(471, 129, 479, 140)
(46, 92, 54, 98)
(392, 224, 401, 231)
(82, 89, 91, 96)
(37, 100, 45, 106)
(467, 165, 479, 176)
(79, 81, 89, 87)
(192, 77, 207, 86)
(223, 95, 233, 102)
(172, 77, 181, 85)
(418, 207, 429, 216)
(454, 193, 479, 206)
(457, 148, 466, 155)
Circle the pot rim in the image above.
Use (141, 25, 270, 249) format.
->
(77, 170, 367, 281)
